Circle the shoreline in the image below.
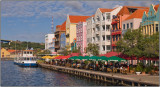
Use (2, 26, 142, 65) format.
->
(38, 63, 159, 86)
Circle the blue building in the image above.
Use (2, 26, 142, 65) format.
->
(60, 33, 66, 49)
(141, 4, 159, 35)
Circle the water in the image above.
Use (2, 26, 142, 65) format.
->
(1, 60, 117, 86)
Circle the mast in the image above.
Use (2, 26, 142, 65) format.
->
(51, 16, 54, 34)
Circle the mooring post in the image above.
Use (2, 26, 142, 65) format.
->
(132, 82, 134, 86)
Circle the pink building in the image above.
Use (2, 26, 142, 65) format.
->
(76, 22, 87, 56)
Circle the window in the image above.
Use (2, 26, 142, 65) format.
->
(30, 52, 32, 54)
(106, 25, 110, 31)
(97, 16, 100, 21)
(119, 34, 121, 40)
(116, 35, 118, 41)
(123, 24, 125, 30)
(115, 24, 118, 30)
(93, 37, 95, 42)
(156, 24, 159, 32)
(106, 35, 110, 40)
(92, 18, 95, 23)
(106, 45, 110, 50)
(102, 35, 105, 41)
(102, 25, 105, 31)
(113, 35, 115, 41)
(24, 52, 26, 54)
(102, 14, 105, 20)
(93, 28, 95, 32)
(130, 23, 133, 28)
(127, 23, 129, 29)
(106, 13, 110, 19)
(102, 45, 105, 51)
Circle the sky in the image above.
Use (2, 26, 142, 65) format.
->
(1, 1, 159, 43)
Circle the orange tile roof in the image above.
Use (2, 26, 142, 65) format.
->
(60, 21, 66, 31)
(117, 6, 149, 15)
(154, 4, 159, 11)
(56, 25, 61, 28)
(99, 8, 113, 13)
(69, 15, 90, 23)
(124, 9, 149, 21)
(8, 50, 16, 53)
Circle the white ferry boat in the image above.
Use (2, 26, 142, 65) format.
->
(14, 50, 38, 67)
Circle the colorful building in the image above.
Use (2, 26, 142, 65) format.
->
(66, 15, 90, 50)
(60, 33, 66, 49)
(45, 34, 55, 53)
(76, 22, 87, 56)
(55, 21, 66, 52)
(111, 6, 149, 51)
(1, 48, 10, 58)
(86, 7, 123, 54)
(122, 9, 149, 35)
(141, 4, 159, 35)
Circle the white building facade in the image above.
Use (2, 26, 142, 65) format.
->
(45, 34, 55, 53)
(86, 7, 122, 54)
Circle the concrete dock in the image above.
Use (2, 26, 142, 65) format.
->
(38, 63, 159, 86)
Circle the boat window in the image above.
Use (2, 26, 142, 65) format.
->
(27, 58, 30, 60)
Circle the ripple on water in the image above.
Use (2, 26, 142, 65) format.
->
(2, 60, 116, 86)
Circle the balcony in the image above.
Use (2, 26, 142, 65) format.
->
(111, 29, 121, 35)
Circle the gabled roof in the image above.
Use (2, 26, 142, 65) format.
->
(154, 4, 159, 11)
(69, 15, 90, 23)
(124, 9, 149, 21)
(99, 8, 113, 13)
(117, 6, 149, 15)
(60, 21, 66, 31)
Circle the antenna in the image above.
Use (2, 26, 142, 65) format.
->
(51, 16, 54, 34)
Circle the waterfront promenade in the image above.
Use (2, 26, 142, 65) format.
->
(38, 63, 159, 86)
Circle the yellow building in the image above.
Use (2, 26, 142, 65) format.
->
(1, 48, 10, 58)
(66, 15, 90, 50)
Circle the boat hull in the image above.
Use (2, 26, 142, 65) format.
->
(18, 63, 38, 67)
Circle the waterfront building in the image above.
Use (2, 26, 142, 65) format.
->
(66, 15, 90, 50)
(55, 21, 66, 52)
(60, 33, 66, 49)
(141, 4, 159, 35)
(86, 7, 122, 54)
(111, 6, 149, 51)
(122, 9, 149, 35)
(45, 34, 55, 53)
(1, 48, 10, 58)
(76, 22, 87, 56)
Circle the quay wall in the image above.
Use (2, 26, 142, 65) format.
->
(38, 63, 159, 86)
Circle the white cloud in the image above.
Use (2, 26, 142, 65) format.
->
(2, 1, 158, 18)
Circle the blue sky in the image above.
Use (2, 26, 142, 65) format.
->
(1, 1, 159, 43)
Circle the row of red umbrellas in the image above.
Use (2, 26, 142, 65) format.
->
(54, 55, 71, 60)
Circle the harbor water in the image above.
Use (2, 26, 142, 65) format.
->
(1, 60, 120, 86)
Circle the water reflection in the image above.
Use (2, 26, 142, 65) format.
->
(2, 60, 117, 86)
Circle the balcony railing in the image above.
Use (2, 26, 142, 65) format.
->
(112, 29, 121, 32)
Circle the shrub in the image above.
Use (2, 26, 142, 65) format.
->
(135, 63, 143, 72)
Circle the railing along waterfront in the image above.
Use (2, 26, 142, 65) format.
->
(38, 63, 159, 86)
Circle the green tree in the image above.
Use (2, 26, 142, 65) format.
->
(117, 29, 159, 65)
(86, 43, 99, 56)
